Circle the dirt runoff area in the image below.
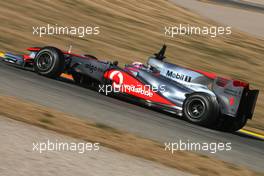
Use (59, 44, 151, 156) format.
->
(0, 96, 261, 176)
(0, 116, 194, 176)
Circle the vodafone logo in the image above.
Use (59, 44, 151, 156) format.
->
(109, 71, 123, 88)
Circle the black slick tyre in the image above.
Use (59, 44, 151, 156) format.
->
(34, 46, 65, 78)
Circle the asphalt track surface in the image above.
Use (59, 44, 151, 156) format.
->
(0, 61, 263, 172)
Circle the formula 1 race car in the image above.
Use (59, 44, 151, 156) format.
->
(0, 45, 259, 132)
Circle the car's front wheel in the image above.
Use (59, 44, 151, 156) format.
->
(34, 46, 65, 78)
(183, 93, 219, 127)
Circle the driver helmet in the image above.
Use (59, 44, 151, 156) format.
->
(132, 61, 144, 68)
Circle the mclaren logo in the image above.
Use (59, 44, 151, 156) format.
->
(166, 70, 192, 82)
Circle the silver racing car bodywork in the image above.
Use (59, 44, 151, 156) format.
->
(146, 46, 259, 121)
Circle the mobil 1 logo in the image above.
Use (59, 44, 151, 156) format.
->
(166, 70, 192, 82)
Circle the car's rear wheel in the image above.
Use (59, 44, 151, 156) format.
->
(183, 93, 219, 127)
(34, 46, 65, 78)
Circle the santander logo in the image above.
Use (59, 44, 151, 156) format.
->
(109, 71, 123, 89)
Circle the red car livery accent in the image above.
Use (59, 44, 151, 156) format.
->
(104, 69, 174, 106)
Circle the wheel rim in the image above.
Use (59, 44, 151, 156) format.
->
(36, 52, 53, 71)
(186, 98, 206, 120)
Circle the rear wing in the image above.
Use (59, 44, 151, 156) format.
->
(212, 77, 259, 119)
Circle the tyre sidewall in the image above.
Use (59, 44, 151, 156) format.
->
(34, 47, 65, 78)
(183, 93, 219, 126)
